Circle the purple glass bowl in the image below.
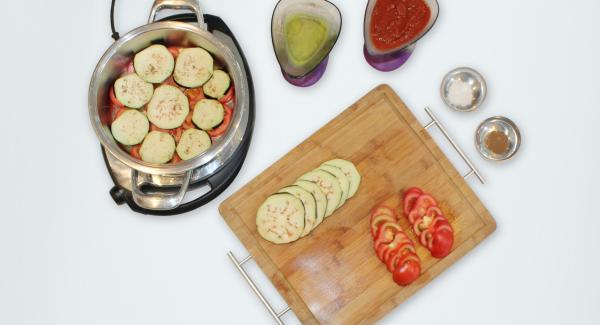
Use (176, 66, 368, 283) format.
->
(363, 0, 439, 72)
(282, 56, 328, 87)
(363, 45, 414, 72)
(271, 0, 342, 87)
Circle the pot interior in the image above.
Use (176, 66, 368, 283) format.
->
(90, 21, 248, 176)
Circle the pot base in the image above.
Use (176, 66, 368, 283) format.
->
(363, 44, 414, 72)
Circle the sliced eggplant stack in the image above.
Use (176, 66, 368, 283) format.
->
(256, 158, 361, 244)
(256, 193, 306, 244)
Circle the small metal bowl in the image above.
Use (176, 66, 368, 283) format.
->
(440, 67, 487, 112)
(475, 116, 521, 161)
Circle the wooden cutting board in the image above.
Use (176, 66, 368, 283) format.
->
(219, 85, 496, 324)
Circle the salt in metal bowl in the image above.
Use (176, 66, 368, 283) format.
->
(475, 116, 521, 161)
(440, 67, 487, 112)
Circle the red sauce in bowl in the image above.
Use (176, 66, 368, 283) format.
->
(369, 0, 431, 51)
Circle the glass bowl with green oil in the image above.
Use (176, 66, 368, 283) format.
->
(271, 0, 341, 87)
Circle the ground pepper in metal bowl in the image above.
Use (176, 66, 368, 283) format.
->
(485, 131, 509, 155)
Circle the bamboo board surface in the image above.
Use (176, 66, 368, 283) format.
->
(219, 85, 496, 324)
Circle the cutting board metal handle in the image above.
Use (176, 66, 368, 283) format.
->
(423, 107, 485, 184)
(228, 251, 291, 324)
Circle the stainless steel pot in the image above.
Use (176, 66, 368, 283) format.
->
(89, 0, 250, 211)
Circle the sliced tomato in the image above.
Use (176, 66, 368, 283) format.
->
(383, 238, 414, 264)
(113, 107, 128, 122)
(218, 84, 235, 104)
(170, 127, 183, 142)
(370, 214, 396, 237)
(168, 46, 182, 58)
(392, 257, 421, 286)
(375, 243, 389, 262)
(419, 229, 432, 247)
(425, 206, 443, 219)
(412, 217, 424, 236)
(403, 189, 423, 215)
(185, 87, 205, 108)
(207, 106, 233, 138)
(109, 86, 125, 108)
(374, 222, 402, 247)
(430, 228, 454, 258)
(130, 144, 141, 159)
(435, 223, 453, 234)
(182, 111, 195, 129)
(407, 208, 422, 224)
(386, 247, 410, 272)
(171, 153, 182, 163)
(412, 194, 438, 215)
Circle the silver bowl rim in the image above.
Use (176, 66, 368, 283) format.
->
(475, 116, 521, 161)
(88, 20, 249, 176)
(440, 66, 487, 112)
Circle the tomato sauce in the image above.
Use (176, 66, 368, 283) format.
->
(369, 0, 431, 51)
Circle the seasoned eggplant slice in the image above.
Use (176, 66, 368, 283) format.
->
(322, 159, 361, 198)
(111, 109, 149, 145)
(173, 47, 214, 88)
(203, 70, 231, 99)
(279, 185, 318, 237)
(298, 169, 342, 217)
(146, 85, 189, 129)
(176, 128, 211, 160)
(192, 99, 224, 130)
(318, 164, 350, 208)
(139, 131, 176, 163)
(256, 193, 305, 244)
(113, 73, 154, 109)
(133, 44, 174, 83)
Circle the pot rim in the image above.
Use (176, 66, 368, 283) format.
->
(88, 20, 249, 176)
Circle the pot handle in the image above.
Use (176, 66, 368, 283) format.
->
(130, 169, 193, 211)
(148, 0, 206, 29)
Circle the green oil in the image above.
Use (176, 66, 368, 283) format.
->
(284, 14, 329, 66)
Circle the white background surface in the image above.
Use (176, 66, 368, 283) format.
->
(1, 0, 599, 324)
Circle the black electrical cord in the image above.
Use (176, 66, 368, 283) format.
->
(110, 0, 120, 41)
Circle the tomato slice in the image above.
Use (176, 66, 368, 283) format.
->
(429, 228, 454, 258)
(130, 144, 141, 159)
(392, 256, 421, 286)
(374, 222, 402, 247)
(109, 86, 125, 108)
(370, 214, 396, 237)
(168, 46, 182, 58)
(185, 87, 205, 108)
(412, 194, 438, 215)
(419, 229, 432, 247)
(403, 188, 423, 215)
(170, 127, 183, 142)
(375, 243, 389, 262)
(218, 84, 235, 104)
(425, 206, 443, 219)
(407, 208, 422, 224)
(383, 238, 414, 264)
(171, 153, 182, 163)
(207, 106, 233, 138)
